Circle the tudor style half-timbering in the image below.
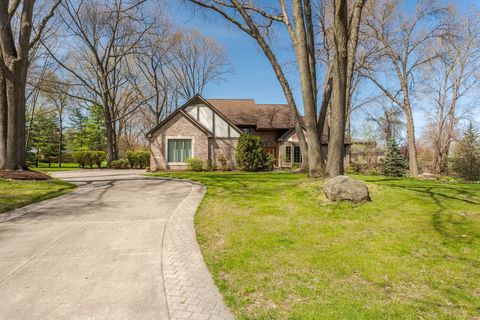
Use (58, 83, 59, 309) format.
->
(147, 94, 350, 171)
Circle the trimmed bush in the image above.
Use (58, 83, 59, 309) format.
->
(187, 157, 204, 171)
(125, 151, 150, 169)
(218, 154, 230, 171)
(72, 150, 106, 168)
(236, 134, 274, 171)
(111, 159, 128, 169)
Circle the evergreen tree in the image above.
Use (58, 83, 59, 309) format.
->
(66, 104, 106, 152)
(382, 139, 407, 177)
(452, 124, 480, 181)
(28, 108, 60, 161)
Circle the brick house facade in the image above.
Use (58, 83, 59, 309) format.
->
(147, 95, 349, 171)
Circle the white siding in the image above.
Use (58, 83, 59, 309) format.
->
(214, 113, 229, 137)
(198, 105, 214, 131)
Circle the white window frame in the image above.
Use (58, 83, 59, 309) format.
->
(165, 136, 195, 165)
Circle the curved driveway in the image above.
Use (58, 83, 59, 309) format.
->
(0, 170, 232, 320)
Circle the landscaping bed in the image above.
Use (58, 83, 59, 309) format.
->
(149, 172, 480, 319)
(0, 170, 51, 180)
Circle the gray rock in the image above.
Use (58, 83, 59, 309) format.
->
(417, 172, 437, 180)
(323, 175, 371, 202)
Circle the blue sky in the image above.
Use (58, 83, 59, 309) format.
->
(164, 0, 480, 136)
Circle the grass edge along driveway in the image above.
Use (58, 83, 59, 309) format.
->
(149, 171, 480, 320)
(0, 178, 76, 213)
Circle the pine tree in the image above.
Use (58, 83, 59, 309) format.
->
(382, 139, 407, 177)
(452, 124, 480, 181)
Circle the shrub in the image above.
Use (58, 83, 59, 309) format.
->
(111, 159, 128, 169)
(217, 154, 230, 171)
(72, 150, 105, 168)
(381, 139, 407, 177)
(263, 153, 275, 171)
(236, 134, 274, 171)
(90, 151, 106, 168)
(368, 169, 379, 176)
(187, 157, 204, 171)
(452, 124, 480, 181)
(125, 151, 150, 169)
(73, 151, 88, 168)
(205, 160, 217, 171)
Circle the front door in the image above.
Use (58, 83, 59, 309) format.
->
(263, 145, 278, 166)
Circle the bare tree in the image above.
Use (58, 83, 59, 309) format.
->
(45, 0, 155, 166)
(135, 27, 179, 126)
(169, 30, 229, 100)
(360, 0, 447, 176)
(0, 0, 61, 170)
(421, 12, 480, 175)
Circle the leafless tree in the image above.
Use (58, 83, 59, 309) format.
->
(360, 0, 448, 176)
(0, 0, 62, 170)
(421, 12, 480, 175)
(169, 30, 230, 100)
(135, 26, 179, 127)
(45, 0, 155, 166)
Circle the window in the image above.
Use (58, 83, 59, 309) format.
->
(167, 139, 192, 163)
(294, 146, 301, 163)
(285, 146, 292, 162)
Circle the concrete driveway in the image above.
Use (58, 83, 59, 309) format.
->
(0, 170, 192, 319)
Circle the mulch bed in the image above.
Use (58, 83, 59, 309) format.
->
(0, 170, 51, 180)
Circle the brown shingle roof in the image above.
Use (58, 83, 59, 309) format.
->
(207, 99, 294, 129)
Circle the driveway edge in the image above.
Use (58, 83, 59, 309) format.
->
(162, 182, 234, 320)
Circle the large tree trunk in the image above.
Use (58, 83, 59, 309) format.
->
(345, 0, 367, 138)
(292, 0, 325, 177)
(4, 73, 28, 170)
(327, 0, 349, 177)
(317, 63, 333, 149)
(0, 71, 7, 169)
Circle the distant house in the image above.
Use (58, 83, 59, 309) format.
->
(146, 94, 349, 171)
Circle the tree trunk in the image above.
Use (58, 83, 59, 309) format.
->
(0, 71, 7, 169)
(404, 102, 419, 176)
(327, 0, 348, 177)
(317, 63, 333, 149)
(58, 116, 63, 167)
(292, 0, 325, 177)
(5, 73, 27, 170)
(345, 0, 367, 138)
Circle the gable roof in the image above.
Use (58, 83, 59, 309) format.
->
(146, 96, 213, 139)
(207, 99, 294, 129)
(146, 95, 242, 139)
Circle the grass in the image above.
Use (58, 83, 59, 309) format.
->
(149, 171, 480, 319)
(30, 162, 82, 172)
(0, 178, 76, 213)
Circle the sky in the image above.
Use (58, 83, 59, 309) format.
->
(164, 0, 480, 136)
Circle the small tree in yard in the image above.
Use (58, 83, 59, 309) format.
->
(236, 134, 273, 172)
(382, 139, 407, 177)
(452, 125, 480, 181)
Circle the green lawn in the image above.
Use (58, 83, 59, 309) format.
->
(30, 162, 82, 172)
(0, 179, 76, 213)
(149, 171, 480, 319)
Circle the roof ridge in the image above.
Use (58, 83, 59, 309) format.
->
(206, 98, 255, 101)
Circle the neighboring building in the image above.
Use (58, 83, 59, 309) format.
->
(147, 94, 349, 171)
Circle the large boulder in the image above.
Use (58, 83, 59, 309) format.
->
(323, 175, 370, 202)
